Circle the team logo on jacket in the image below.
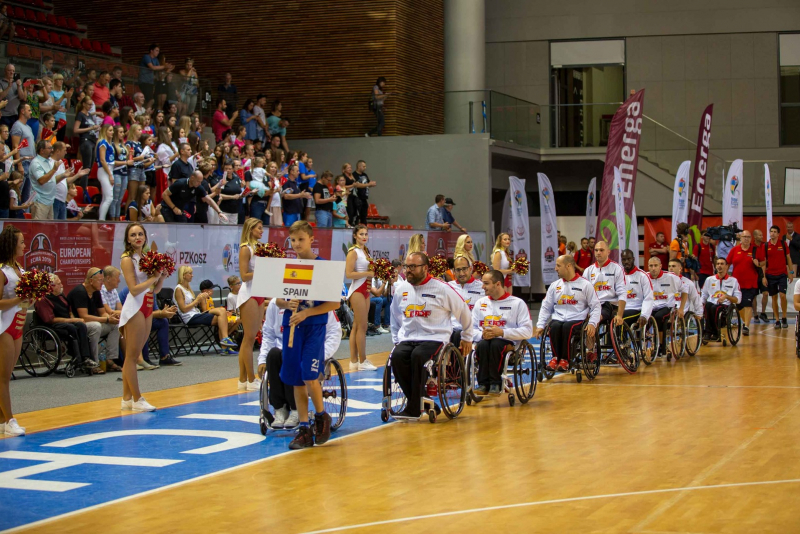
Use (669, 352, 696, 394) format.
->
(653, 291, 667, 300)
(557, 294, 577, 305)
(712, 290, 726, 300)
(593, 281, 610, 292)
(626, 288, 637, 299)
(404, 304, 431, 318)
(481, 315, 506, 327)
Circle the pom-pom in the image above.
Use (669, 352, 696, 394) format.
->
(512, 257, 530, 276)
(14, 269, 53, 302)
(369, 258, 395, 282)
(428, 254, 448, 278)
(138, 251, 176, 277)
(254, 242, 287, 258)
(472, 261, 489, 277)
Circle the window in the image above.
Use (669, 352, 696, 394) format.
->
(779, 34, 800, 146)
(784, 167, 800, 205)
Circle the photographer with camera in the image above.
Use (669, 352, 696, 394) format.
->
(670, 223, 697, 279)
(726, 230, 759, 336)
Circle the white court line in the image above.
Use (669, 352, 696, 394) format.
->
(587, 383, 800, 390)
(300, 478, 800, 534)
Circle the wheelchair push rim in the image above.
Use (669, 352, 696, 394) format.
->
(437, 344, 467, 419)
(684, 313, 702, 356)
(640, 316, 659, 365)
(20, 327, 63, 377)
(513, 340, 537, 403)
(581, 324, 600, 380)
(610, 321, 640, 374)
(381, 356, 407, 421)
(322, 358, 347, 431)
(539, 325, 556, 381)
(668, 313, 687, 360)
(727, 305, 742, 346)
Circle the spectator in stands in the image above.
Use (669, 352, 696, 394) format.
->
(366, 77, 388, 137)
(40, 57, 54, 79)
(96, 123, 115, 221)
(253, 94, 268, 145)
(267, 100, 290, 153)
(281, 164, 310, 226)
(101, 101, 118, 126)
(109, 125, 130, 221)
(73, 96, 99, 189)
(108, 79, 124, 110)
(648, 232, 669, 267)
(133, 92, 147, 117)
(68, 267, 122, 372)
(49, 75, 71, 143)
(240, 99, 258, 142)
(441, 198, 466, 233)
(161, 170, 226, 223)
(169, 142, 194, 182)
(139, 44, 173, 109)
(352, 160, 375, 226)
(426, 194, 450, 231)
(0, 4, 15, 44)
(5, 170, 28, 218)
(218, 160, 245, 225)
(341, 162, 359, 225)
(35, 275, 101, 374)
(313, 170, 335, 228)
(218, 73, 237, 118)
(29, 140, 60, 220)
(22, 78, 45, 141)
(178, 58, 200, 115)
(60, 56, 81, 89)
(174, 266, 237, 348)
(128, 183, 163, 222)
(212, 99, 238, 143)
(9, 103, 34, 202)
(92, 71, 111, 110)
(0, 64, 24, 129)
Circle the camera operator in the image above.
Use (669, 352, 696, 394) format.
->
(713, 222, 740, 270)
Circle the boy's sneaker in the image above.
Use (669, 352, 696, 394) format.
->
(222, 347, 237, 355)
(288, 426, 314, 450)
(349, 361, 360, 371)
(132, 398, 156, 412)
(760, 312, 768, 322)
(359, 360, 377, 371)
(284, 410, 299, 428)
(782, 318, 788, 329)
(314, 412, 332, 445)
(272, 406, 288, 428)
(753, 315, 760, 323)
(246, 379, 262, 391)
(775, 320, 782, 330)
(220, 337, 238, 348)
(743, 326, 750, 336)
(160, 356, 182, 366)
(4, 418, 25, 436)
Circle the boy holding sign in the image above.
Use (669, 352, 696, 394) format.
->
(276, 221, 340, 449)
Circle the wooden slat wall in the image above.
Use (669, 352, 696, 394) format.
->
(54, 0, 444, 139)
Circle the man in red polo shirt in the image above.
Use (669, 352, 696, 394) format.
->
(755, 225, 795, 329)
(726, 230, 759, 336)
(648, 232, 669, 269)
(91, 71, 110, 109)
(574, 237, 593, 274)
(693, 231, 716, 289)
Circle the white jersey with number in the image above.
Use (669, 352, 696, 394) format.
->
(258, 300, 341, 365)
(701, 274, 742, 306)
(648, 271, 684, 311)
(536, 274, 602, 328)
(391, 275, 473, 344)
(471, 294, 532, 347)
(583, 260, 627, 304)
(624, 267, 654, 319)
(448, 278, 485, 331)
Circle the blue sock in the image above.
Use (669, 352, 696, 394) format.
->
(300, 422, 310, 428)
(315, 411, 325, 418)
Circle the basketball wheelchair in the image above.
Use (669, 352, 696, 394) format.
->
(380, 342, 467, 424)
(464, 339, 537, 407)
(538, 317, 596, 383)
(258, 357, 348, 435)
(701, 302, 742, 347)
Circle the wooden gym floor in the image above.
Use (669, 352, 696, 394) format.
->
(8, 323, 800, 534)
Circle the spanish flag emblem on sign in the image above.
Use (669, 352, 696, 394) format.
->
(283, 264, 314, 285)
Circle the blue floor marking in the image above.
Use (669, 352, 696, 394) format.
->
(0, 370, 387, 531)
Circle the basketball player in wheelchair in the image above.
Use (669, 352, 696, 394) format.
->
(701, 257, 742, 345)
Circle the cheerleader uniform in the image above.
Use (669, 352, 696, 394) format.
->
(347, 246, 371, 299)
(495, 249, 512, 288)
(118, 253, 154, 328)
(0, 264, 26, 340)
(236, 244, 266, 308)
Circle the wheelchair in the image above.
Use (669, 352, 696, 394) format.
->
(258, 357, 347, 435)
(538, 317, 597, 383)
(19, 316, 83, 378)
(631, 315, 659, 366)
(465, 339, 537, 407)
(701, 302, 742, 347)
(662, 308, 687, 361)
(380, 342, 467, 423)
(594, 314, 640, 373)
(684, 311, 702, 356)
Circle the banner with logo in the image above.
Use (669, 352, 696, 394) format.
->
(765, 164, 773, 233)
(671, 160, 691, 240)
(613, 167, 627, 252)
(722, 159, 744, 228)
(585, 177, 596, 241)
(596, 89, 645, 262)
(687, 105, 713, 246)
(501, 176, 531, 286)
(537, 173, 557, 285)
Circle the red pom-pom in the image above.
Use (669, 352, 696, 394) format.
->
(15, 269, 53, 302)
(472, 261, 489, 277)
(369, 258, 395, 282)
(138, 251, 176, 277)
(254, 242, 287, 258)
(428, 254, 448, 279)
(512, 258, 530, 276)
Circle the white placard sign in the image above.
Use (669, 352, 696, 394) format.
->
(251, 257, 346, 301)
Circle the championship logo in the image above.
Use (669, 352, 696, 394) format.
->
(730, 176, 739, 195)
(435, 238, 446, 257)
(678, 177, 686, 196)
(24, 233, 57, 273)
(544, 246, 555, 263)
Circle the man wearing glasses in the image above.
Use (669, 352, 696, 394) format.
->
(389, 252, 473, 419)
(447, 256, 484, 346)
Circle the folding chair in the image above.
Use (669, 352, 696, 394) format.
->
(158, 287, 220, 356)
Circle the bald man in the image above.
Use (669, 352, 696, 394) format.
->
(582, 240, 627, 326)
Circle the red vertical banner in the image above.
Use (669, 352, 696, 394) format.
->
(686, 104, 713, 250)
(596, 89, 645, 261)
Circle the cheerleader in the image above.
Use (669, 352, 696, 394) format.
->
(0, 226, 30, 435)
(492, 233, 514, 289)
(118, 223, 168, 412)
(345, 225, 377, 371)
(454, 234, 475, 264)
(408, 233, 425, 255)
(236, 218, 266, 391)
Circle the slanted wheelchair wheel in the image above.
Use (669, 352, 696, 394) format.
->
(581, 324, 600, 380)
(640, 316, 659, 365)
(382, 357, 407, 418)
(437, 343, 466, 419)
(726, 305, 742, 346)
(539, 324, 555, 381)
(610, 322, 640, 374)
(668, 314, 686, 360)
(19, 327, 64, 377)
(321, 359, 347, 431)
(512, 340, 537, 403)
(258, 371, 273, 434)
(465, 351, 481, 405)
(684, 313, 702, 356)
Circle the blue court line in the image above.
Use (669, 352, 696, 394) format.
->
(0, 370, 389, 532)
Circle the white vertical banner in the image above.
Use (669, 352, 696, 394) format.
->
(670, 160, 691, 240)
(722, 159, 744, 227)
(537, 173, 557, 286)
(613, 167, 627, 253)
(765, 164, 773, 233)
(502, 176, 531, 286)
(585, 177, 597, 240)
(630, 202, 639, 266)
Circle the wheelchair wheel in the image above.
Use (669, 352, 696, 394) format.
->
(539, 323, 555, 381)
(20, 327, 64, 377)
(726, 305, 742, 346)
(436, 343, 466, 419)
(581, 324, 600, 380)
(610, 322, 640, 373)
(381, 356, 407, 420)
(465, 351, 480, 405)
(685, 313, 702, 356)
(512, 340, 537, 403)
(321, 359, 347, 431)
(668, 314, 686, 360)
(640, 316, 659, 365)
(258, 371, 273, 435)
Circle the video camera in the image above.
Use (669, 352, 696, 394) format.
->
(704, 222, 741, 244)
